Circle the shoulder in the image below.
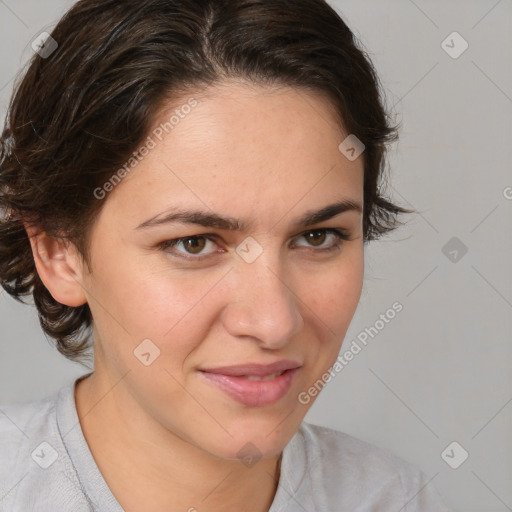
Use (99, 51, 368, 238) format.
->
(297, 422, 452, 511)
(0, 390, 92, 511)
(299, 421, 418, 478)
(0, 394, 58, 468)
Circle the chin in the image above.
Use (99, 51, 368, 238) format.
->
(206, 415, 301, 461)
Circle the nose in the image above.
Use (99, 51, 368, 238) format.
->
(220, 257, 304, 349)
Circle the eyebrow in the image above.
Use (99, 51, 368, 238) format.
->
(135, 199, 362, 232)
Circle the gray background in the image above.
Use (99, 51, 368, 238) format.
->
(1, 1, 511, 510)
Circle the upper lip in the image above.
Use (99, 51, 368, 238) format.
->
(199, 360, 301, 377)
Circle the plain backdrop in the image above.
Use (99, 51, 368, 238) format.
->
(1, 1, 511, 511)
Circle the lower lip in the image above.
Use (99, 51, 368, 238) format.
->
(199, 368, 300, 407)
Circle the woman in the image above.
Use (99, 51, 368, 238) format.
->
(0, 0, 452, 510)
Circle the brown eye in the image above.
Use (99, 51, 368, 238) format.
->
(182, 237, 206, 254)
(293, 228, 349, 251)
(159, 235, 218, 259)
(304, 230, 327, 247)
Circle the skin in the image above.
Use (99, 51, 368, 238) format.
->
(27, 80, 365, 512)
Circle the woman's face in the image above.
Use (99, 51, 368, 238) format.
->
(80, 81, 364, 460)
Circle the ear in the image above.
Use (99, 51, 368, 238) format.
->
(24, 224, 88, 307)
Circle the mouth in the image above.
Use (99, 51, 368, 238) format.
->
(198, 366, 301, 407)
(199, 360, 301, 378)
(243, 370, 287, 381)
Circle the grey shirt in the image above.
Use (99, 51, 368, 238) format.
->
(0, 375, 452, 511)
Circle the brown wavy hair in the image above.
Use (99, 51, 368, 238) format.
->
(0, 0, 412, 365)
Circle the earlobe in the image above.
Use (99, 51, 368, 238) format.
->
(24, 225, 88, 307)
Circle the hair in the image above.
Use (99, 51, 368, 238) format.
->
(0, 0, 413, 365)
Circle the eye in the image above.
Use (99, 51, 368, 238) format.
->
(157, 228, 351, 262)
(292, 228, 350, 251)
(158, 235, 220, 260)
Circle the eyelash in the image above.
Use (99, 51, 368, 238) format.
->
(157, 228, 351, 262)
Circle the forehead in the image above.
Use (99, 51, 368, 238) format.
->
(101, 81, 364, 226)
(151, 81, 346, 156)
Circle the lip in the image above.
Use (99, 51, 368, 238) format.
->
(198, 360, 302, 407)
(199, 367, 300, 407)
(199, 360, 301, 377)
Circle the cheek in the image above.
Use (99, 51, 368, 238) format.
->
(95, 259, 226, 360)
(302, 247, 364, 333)
(86, 242, 216, 338)
(297, 247, 364, 383)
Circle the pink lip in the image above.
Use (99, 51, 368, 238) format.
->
(198, 360, 302, 407)
(199, 360, 301, 377)
(199, 367, 300, 407)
